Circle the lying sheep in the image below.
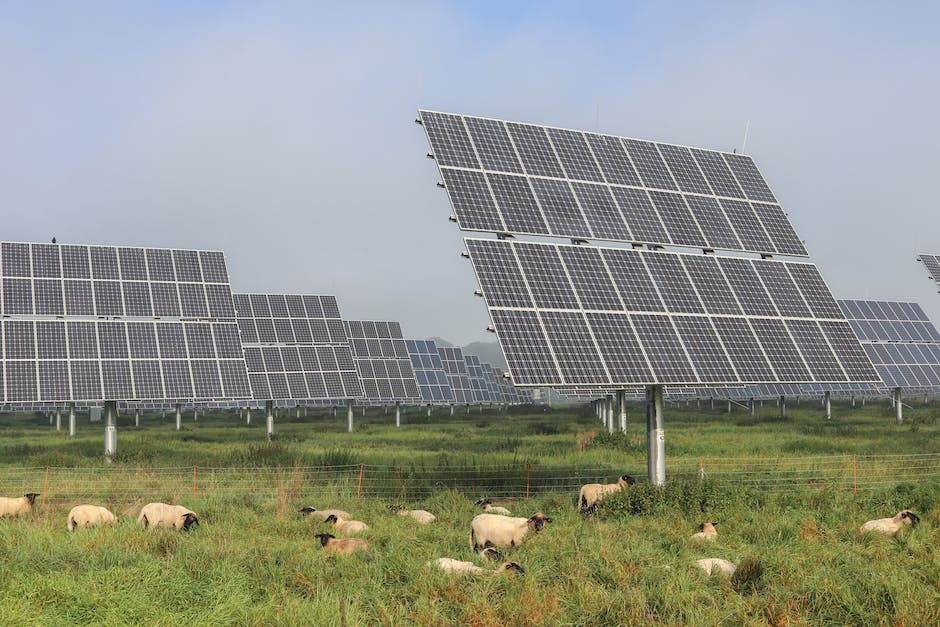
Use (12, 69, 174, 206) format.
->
(324, 514, 368, 535)
(695, 558, 736, 576)
(0, 493, 39, 518)
(476, 498, 511, 516)
(314, 532, 369, 555)
(67, 505, 117, 531)
(860, 510, 920, 534)
(299, 506, 352, 521)
(470, 512, 551, 551)
(137, 503, 199, 531)
(691, 522, 718, 541)
(429, 557, 525, 576)
(578, 475, 635, 513)
(397, 509, 436, 524)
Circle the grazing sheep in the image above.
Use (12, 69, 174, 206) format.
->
(578, 475, 635, 513)
(476, 498, 511, 516)
(429, 557, 525, 576)
(695, 558, 736, 576)
(299, 506, 352, 521)
(860, 510, 920, 534)
(324, 514, 368, 535)
(313, 532, 369, 555)
(67, 505, 117, 531)
(137, 503, 199, 531)
(470, 512, 552, 551)
(479, 547, 505, 562)
(691, 522, 718, 541)
(0, 493, 39, 518)
(397, 509, 436, 524)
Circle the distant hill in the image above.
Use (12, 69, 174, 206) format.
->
(428, 337, 507, 370)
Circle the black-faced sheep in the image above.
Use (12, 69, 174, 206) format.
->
(397, 509, 436, 524)
(860, 509, 920, 534)
(475, 498, 511, 515)
(0, 493, 39, 518)
(137, 503, 199, 530)
(578, 475, 635, 513)
(314, 532, 369, 555)
(324, 514, 368, 535)
(470, 512, 551, 551)
(429, 557, 525, 576)
(299, 506, 352, 521)
(479, 547, 505, 562)
(691, 522, 718, 541)
(67, 505, 117, 531)
(695, 558, 736, 576)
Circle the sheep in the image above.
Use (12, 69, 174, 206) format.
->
(67, 505, 117, 531)
(429, 557, 525, 576)
(397, 509, 436, 524)
(137, 503, 199, 531)
(577, 475, 635, 513)
(470, 512, 552, 551)
(691, 522, 718, 541)
(860, 510, 920, 534)
(324, 514, 368, 535)
(299, 506, 352, 521)
(476, 498, 511, 516)
(313, 532, 369, 555)
(695, 558, 736, 576)
(479, 547, 505, 562)
(0, 493, 39, 518)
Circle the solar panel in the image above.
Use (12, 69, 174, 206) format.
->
(839, 299, 940, 388)
(917, 254, 940, 292)
(465, 238, 879, 387)
(463, 354, 495, 403)
(344, 320, 421, 402)
(480, 362, 507, 403)
(234, 294, 363, 401)
(0, 241, 250, 404)
(406, 339, 455, 403)
(419, 111, 807, 257)
(436, 346, 475, 404)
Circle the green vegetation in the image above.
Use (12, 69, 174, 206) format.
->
(0, 400, 938, 624)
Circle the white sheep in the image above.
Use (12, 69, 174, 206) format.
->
(476, 498, 511, 515)
(137, 503, 199, 530)
(695, 558, 736, 576)
(397, 509, 436, 524)
(469, 512, 552, 551)
(691, 522, 718, 541)
(429, 557, 525, 576)
(860, 510, 920, 534)
(67, 505, 117, 531)
(299, 506, 352, 521)
(0, 493, 39, 518)
(324, 514, 368, 535)
(314, 532, 369, 555)
(578, 475, 635, 513)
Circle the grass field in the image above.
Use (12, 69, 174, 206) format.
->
(1, 400, 939, 625)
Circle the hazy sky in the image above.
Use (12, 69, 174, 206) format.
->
(2, 2, 939, 345)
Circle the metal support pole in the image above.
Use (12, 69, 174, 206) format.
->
(104, 400, 117, 457)
(245, 406, 251, 425)
(347, 400, 356, 432)
(193, 408, 198, 422)
(646, 385, 665, 486)
(265, 400, 274, 440)
(617, 390, 627, 432)
(68, 403, 76, 437)
(851, 396, 856, 408)
(749, 398, 755, 417)
(135, 408, 140, 428)
(427, 404, 432, 418)
(450, 404, 455, 416)
(710, 397, 714, 410)
(780, 395, 786, 419)
(895, 388, 903, 424)
(605, 394, 614, 434)
(395, 401, 401, 428)
(55, 409, 61, 431)
(727, 399, 732, 413)
(175, 404, 182, 430)
(825, 391, 831, 421)
(361, 406, 365, 417)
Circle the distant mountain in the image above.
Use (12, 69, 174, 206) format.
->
(428, 337, 507, 371)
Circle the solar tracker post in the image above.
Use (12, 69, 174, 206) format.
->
(395, 401, 401, 427)
(55, 409, 61, 432)
(104, 400, 117, 457)
(245, 406, 251, 425)
(780, 396, 786, 419)
(646, 385, 666, 486)
(824, 392, 831, 421)
(749, 398, 755, 417)
(68, 403, 76, 437)
(265, 400, 274, 440)
(894, 388, 903, 424)
(135, 408, 140, 428)
(617, 390, 627, 432)
(606, 394, 614, 434)
(347, 399, 354, 433)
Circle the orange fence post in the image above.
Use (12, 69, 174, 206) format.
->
(853, 455, 857, 494)
(42, 467, 49, 507)
(357, 464, 364, 498)
(193, 465, 197, 501)
(526, 464, 531, 500)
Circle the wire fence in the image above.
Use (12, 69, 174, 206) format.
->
(2, 452, 940, 507)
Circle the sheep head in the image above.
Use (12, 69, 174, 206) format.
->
(180, 513, 199, 530)
(324, 514, 338, 524)
(299, 506, 316, 516)
(475, 498, 492, 508)
(501, 562, 525, 575)
(900, 510, 920, 527)
(619, 475, 636, 486)
(314, 533, 335, 547)
(528, 513, 552, 532)
(24, 493, 39, 505)
(480, 547, 505, 562)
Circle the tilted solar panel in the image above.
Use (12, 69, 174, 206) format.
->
(916, 254, 940, 292)
(436, 346, 474, 404)
(344, 320, 420, 402)
(406, 339, 455, 403)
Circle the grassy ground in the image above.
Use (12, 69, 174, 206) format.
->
(0, 400, 939, 625)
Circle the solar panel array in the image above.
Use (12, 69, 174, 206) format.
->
(437, 346, 474, 404)
(406, 339, 455, 403)
(0, 242, 251, 403)
(464, 354, 494, 403)
(839, 300, 940, 388)
(234, 294, 363, 400)
(420, 110, 806, 257)
(916, 254, 940, 292)
(344, 321, 421, 401)
(466, 238, 879, 387)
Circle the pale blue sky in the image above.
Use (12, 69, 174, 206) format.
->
(2, 2, 939, 344)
